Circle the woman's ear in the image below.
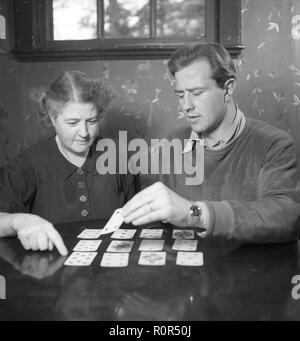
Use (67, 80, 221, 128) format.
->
(49, 114, 56, 127)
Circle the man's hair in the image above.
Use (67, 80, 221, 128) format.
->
(168, 43, 236, 89)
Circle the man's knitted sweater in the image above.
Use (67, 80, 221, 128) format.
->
(160, 118, 300, 243)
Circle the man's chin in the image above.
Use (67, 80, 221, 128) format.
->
(190, 123, 206, 134)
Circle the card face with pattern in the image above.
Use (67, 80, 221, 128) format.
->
(111, 229, 136, 239)
(172, 229, 194, 239)
(100, 253, 129, 267)
(172, 239, 198, 251)
(138, 239, 164, 251)
(77, 229, 102, 239)
(100, 208, 124, 235)
(176, 251, 203, 266)
(64, 252, 97, 266)
(106, 240, 134, 253)
(138, 251, 166, 266)
(139, 229, 163, 239)
(73, 240, 102, 252)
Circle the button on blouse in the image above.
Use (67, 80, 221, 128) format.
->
(0, 135, 140, 224)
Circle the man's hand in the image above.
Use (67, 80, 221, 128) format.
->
(122, 182, 192, 227)
(12, 214, 68, 256)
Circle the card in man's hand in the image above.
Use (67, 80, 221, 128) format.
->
(100, 208, 124, 235)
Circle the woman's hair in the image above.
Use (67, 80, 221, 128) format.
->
(168, 43, 236, 89)
(31, 70, 116, 121)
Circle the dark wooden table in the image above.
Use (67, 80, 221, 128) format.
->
(0, 218, 299, 321)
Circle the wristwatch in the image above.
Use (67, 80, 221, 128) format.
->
(189, 204, 202, 226)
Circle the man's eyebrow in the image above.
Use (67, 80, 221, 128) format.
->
(174, 86, 207, 93)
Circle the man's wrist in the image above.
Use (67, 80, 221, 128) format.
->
(188, 203, 202, 227)
(188, 201, 211, 236)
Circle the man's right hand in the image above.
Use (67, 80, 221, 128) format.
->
(12, 214, 68, 256)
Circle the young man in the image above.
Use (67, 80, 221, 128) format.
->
(122, 43, 300, 243)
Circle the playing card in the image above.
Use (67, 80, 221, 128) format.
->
(100, 208, 124, 235)
(139, 229, 163, 239)
(77, 229, 102, 239)
(73, 240, 102, 252)
(138, 239, 164, 251)
(106, 240, 134, 253)
(172, 239, 198, 251)
(172, 229, 194, 239)
(176, 252, 203, 266)
(111, 229, 136, 239)
(64, 252, 97, 266)
(138, 251, 166, 266)
(100, 253, 129, 267)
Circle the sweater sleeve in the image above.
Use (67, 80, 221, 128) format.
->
(207, 134, 300, 243)
(0, 153, 36, 214)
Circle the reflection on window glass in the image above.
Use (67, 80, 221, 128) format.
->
(156, 0, 205, 37)
(104, 0, 149, 38)
(53, 0, 97, 40)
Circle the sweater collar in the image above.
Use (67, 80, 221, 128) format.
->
(183, 107, 246, 153)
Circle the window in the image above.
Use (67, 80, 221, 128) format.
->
(12, 0, 243, 61)
(52, 0, 206, 40)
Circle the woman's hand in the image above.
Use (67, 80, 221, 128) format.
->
(12, 214, 68, 256)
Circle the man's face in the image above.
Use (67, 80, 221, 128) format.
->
(174, 59, 227, 135)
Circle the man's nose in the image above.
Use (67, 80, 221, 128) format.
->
(183, 93, 194, 113)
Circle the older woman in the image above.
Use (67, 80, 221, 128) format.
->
(0, 71, 140, 255)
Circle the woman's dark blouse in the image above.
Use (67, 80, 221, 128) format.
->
(0, 136, 140, 223)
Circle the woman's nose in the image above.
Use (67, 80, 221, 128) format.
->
(79, 123, 88, 136)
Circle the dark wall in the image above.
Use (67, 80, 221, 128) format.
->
(1, 0, 300, 176)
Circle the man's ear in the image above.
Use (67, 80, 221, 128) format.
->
(224, 78, 236, 100)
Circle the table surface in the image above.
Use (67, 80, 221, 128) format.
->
(0, 218, 300, 321)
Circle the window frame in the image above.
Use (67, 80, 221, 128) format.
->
(11, 0, 244, 61)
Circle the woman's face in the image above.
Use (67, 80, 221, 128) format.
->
(51, 102, 99, 156)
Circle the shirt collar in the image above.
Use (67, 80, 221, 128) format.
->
(50, 136, 98, 179)
(183, 131, 203, 154)
(183, 107, 246, 153)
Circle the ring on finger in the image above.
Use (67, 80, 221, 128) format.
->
(147, 203, 153, 212)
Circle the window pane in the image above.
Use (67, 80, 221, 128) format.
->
(157, 0, 206, 37)
(53, 0, 97, 40)
(104, 0, 149, 38)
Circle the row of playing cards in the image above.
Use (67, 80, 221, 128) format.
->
(64, 251, 203, 267)
(71, 239, 197, 253)
(76, 228, 195, 240)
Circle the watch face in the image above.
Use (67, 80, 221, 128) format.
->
(191, 205, 201, 217)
